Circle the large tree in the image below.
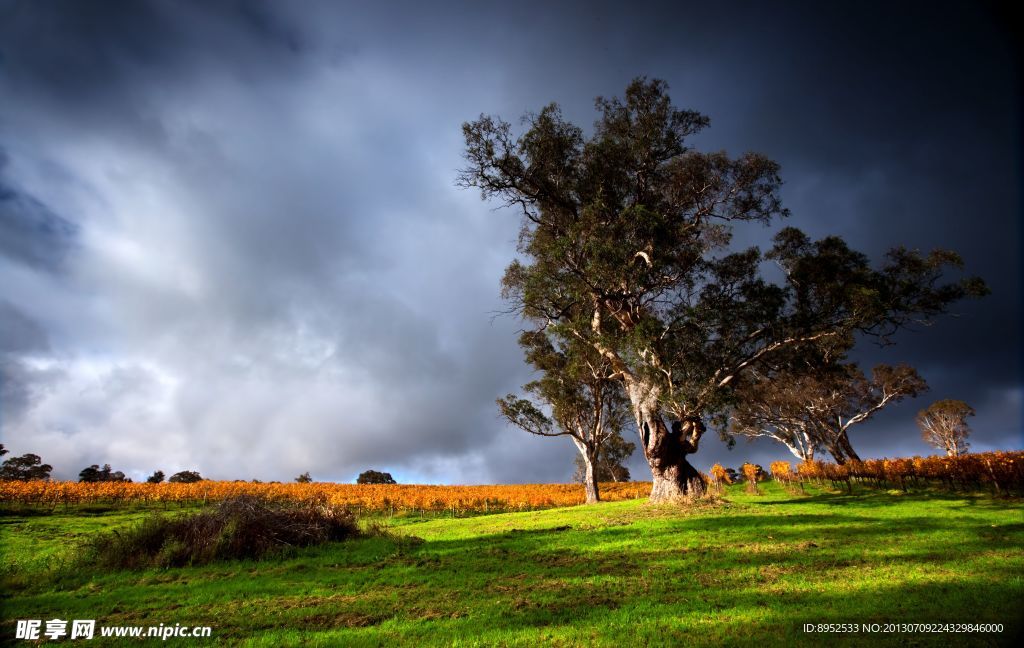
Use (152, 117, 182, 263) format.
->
(730, 361, 928, 463)
(498, 331, 631, 503)
(460, 78, 986, 501)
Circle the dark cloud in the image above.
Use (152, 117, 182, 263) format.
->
(0, 300, 58, 427)
(0, 152, 78, 273)
(0, 300, 49, 353)
(0, 0, 1018, 481)
(0, 0, 304, 100)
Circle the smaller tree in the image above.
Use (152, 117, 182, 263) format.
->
(295, 472, 313, 483)
(0, 444, 7, 456)
(730, 362, 927, 464)
(146, 470, 165, 484)
(0, 453, 53, 481)
(356, 470, 396, 485)
(572, 431, 635, 483)
(917, 399, 974, 457)
(499, 332, 631, 504)
(168, 470, 203, 483)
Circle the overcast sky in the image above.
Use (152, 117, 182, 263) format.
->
(0, 0, 1020, 483)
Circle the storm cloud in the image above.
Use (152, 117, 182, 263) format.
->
(0, 0, 1019, 482)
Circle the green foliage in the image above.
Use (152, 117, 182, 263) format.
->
(499, 331, 633, 501)
(0, 453, 52, 481)
(146, 470, 165, 484)
(356, 470, 396, 485)
(78, 463, 130, 483)
(295, 472, 313, 483)
(168, 470, 203, 483)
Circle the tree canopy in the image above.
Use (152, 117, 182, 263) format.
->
(79, 464, 130, 483)
(356, 470, 396, 485)
(498, 330, 631, 502)
(168, 470, 203, 483)
(0, 453, 53, 481)
(729, 341, 928, 463)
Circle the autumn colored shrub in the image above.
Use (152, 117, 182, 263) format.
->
(769, 461, 792, 482)
(770, 460, 805, 494)
(709, 464, 731, 492)
(741, 463, 760, 494)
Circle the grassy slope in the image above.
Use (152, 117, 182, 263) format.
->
(2, 484, 1023, 646)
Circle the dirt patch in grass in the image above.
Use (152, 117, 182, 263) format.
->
(302, 611, 389, 628)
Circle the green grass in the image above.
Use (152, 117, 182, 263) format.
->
(2, 484, 1022, 646)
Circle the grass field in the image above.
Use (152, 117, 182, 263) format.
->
(2, 482, 1023, 646)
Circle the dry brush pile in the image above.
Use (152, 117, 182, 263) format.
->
(80, 495, 362, 569)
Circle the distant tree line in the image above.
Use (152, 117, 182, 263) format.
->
(0, 446, 208, 484)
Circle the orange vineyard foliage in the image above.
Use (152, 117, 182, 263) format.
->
(795, 450, 1024, 494)
(2, 452, 1020, 508)
(741, 463, 761, 494)
(0, 480, 651, 513)
(769, 461, 796, 484)
(709, 463, 731, 485)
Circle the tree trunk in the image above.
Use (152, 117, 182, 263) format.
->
(827, 430, 861, 464)
(583, 453, 600, 503)
(626, 380, 705, 502)
(836, 430, 861, 462)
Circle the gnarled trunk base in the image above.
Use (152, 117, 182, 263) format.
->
(625, 379, 707, 503)
(649, 456, 704, 502)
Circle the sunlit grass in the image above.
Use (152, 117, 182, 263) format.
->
(2, 483, 1021, 646)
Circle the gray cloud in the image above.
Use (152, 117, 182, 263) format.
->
(0, 300, 59, 427)
(0, 153, 78, 273)
(0, 0, 1018, 482)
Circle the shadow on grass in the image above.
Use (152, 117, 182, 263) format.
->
(741, 487, 1021, 510)
(5, 495, 1023, 645)
(48, 517, 1017, 644)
